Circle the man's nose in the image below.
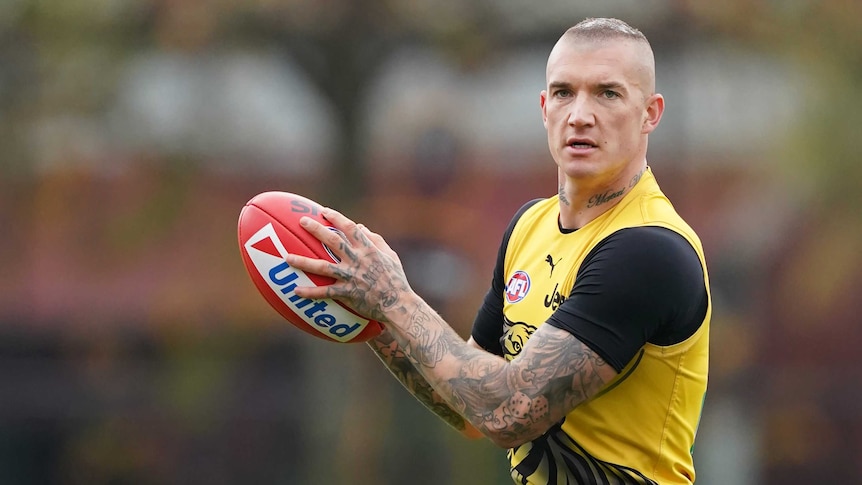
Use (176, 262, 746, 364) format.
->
(568, 96, 595, 127)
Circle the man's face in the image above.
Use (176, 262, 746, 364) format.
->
(541, 38, 661, 187)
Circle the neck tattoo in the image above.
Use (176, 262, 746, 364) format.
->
(629, 166, 646, 188)
(586, 187, 624, 208)
(559, 185, 571, 206)
(585, 167, 647, 209)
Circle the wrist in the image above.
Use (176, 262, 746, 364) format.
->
(381, 291, 424, 328)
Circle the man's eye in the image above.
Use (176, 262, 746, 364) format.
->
(555, 90, 571, 98)
(602, 90, 619, 99)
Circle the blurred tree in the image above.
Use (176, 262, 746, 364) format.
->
(679, 2, 862, 482)
(249, 0, 523, 205)
(256, 0, 405, 205)
(680, 0, 862, 210)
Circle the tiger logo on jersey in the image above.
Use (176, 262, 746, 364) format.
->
(500, 315, 537, 360)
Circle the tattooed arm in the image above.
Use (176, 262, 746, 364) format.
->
(367, 329, 484, 439)
(287, 209, 618, 449)
(374, 293, 615, 448)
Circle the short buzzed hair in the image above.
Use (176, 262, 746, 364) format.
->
(557, 18, 656, 95)
(563, 18, 649, 44)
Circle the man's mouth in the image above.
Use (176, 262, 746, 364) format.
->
(567, 138, 597, 149)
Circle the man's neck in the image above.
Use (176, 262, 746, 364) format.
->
(558, 163, 647, 230)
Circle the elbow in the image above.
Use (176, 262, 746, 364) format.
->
(489, 436, 521, 450)
(459, 423, 486, 440)
(484, 428, 543, 450)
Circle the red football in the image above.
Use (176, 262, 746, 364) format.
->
(237, 191, 384, 343)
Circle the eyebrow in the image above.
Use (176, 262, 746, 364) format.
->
(548, 80, 628, 93)
(597, 81, 626, 92)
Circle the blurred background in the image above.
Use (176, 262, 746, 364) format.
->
(1, 0, 860, 484)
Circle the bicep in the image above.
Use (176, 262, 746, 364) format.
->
(547, 226, 707, 372)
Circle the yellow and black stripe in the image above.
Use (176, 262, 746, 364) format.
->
(509, 423, 659, 484)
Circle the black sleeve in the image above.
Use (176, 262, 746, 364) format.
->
(546, 226, 708, 373)
(470, 199, 543, 356)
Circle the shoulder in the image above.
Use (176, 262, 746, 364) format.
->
(561, 225, 707, 359)
(500, 197, 548, 242)
(510, 198, 547, 225)
(585, 226, 701, 271)
(579, 226, 706, 307)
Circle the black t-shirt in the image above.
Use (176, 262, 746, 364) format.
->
(472, 204, 708, 373)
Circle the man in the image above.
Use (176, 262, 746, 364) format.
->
(288, 17, 711, 484)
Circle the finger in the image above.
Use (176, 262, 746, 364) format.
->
(284, 253, 354, 301)
(357, 224, 384, 247)
(358, 224, 396, 257)
(322, 208, 368, 246)
(285, 253, 342, 281)
(284, 254, 354, 298)
(299, 216, 358, 261)
(356, 224, 402, 266)
(292, 281, 335, 301)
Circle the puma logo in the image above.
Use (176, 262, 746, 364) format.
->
(545, 254, 561, 277)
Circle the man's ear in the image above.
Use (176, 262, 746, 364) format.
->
(642, 93, 664, 134)
(540, 90, 549, 127)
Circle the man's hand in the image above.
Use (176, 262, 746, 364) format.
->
(286, 208, 413, 324)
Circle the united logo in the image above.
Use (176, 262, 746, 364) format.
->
(243, 222, 370, 342)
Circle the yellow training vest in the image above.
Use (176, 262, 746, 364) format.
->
(501, 168, 710, 484)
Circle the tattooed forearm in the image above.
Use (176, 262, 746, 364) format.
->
(381, 297, 615, 448)
(368, 331, 473, 433)
(420, 317, 612, 447)
(403, 307, 450, 368)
